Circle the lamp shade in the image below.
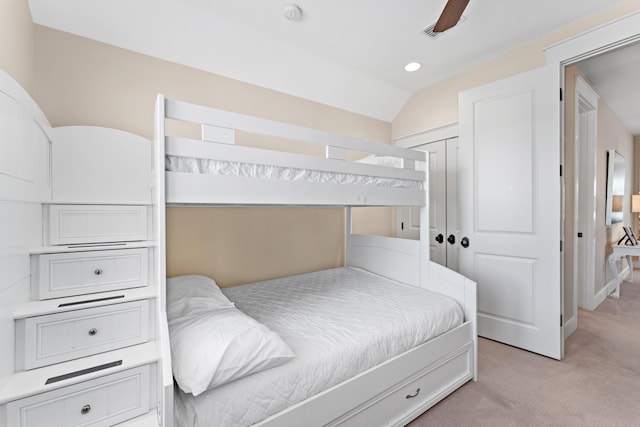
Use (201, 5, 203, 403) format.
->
(633, 194, 640, 213)
(612, 195, 624, 212)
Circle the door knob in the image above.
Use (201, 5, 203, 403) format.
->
(461, 237, 470, 248)
(435, 234, 444, 244)
(447, 234, 456, 245)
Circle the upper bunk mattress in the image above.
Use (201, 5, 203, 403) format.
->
(165, 155, 423, 189)
(174, 267, 463, 427)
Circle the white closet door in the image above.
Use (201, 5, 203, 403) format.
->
(444, 137, 459, 273)
(398, 139, 458, 270)
(458, 63, 563, 360)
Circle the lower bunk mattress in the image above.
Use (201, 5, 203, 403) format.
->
(174, 267, 463, 426)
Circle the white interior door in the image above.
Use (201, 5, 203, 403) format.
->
(444, 137, 459, 273)
(397, 138, 458, 270)
(426, 140, 447, 266)
(458, 63, 563, 360)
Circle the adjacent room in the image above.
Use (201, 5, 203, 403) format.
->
(1, 0, 639, 426)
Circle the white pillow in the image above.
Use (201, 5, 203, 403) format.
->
(166, 275, 234, 319)
(169, 307, 295, 395)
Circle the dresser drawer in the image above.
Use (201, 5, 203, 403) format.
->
(6, 365, 152, 427)
(34, 248, 149, 299)
(17, 300, 151, 371)
(47, 205, 148, 245)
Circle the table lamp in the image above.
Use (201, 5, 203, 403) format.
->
(632, 194, 640, 236)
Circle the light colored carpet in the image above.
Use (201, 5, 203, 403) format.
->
(409, 277, 640, 427)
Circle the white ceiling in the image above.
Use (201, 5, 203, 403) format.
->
(28, 0, 629, 123)
(576, 42, 640, 136)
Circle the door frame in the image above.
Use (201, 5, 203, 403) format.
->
(568, 76, 599, 338)
(545, 10, 640, 339)
(394, 123, 459, 149)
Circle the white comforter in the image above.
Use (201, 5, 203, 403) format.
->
(175, 267, 463, 427)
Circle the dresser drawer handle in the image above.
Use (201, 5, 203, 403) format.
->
(88, 328, 98, 336)
(81, 404, 91, 415)
(94, 268, 103, 275)
(406, 388, 421, 399)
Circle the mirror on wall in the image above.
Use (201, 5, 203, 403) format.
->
(605, 150, 625, 225)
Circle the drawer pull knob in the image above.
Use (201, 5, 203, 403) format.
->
(88, 328, 98, 336)
(94, 268, 103, 275)
(406, 388, 421, 399)
(81, 404, 91, 415)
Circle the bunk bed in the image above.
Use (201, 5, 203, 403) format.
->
(153, 95, 477, 427)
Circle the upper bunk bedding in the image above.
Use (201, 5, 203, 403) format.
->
(172, 267, 463, 427)
(155, 95, 427, 206)
(165, 154, 422, 190)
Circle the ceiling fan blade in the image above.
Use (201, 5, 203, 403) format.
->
(433, 0, 470, 33)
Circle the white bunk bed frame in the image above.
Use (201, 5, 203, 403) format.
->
(153, 95, 477, 427)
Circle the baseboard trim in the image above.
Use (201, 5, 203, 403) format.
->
(564, 315, 578, 338)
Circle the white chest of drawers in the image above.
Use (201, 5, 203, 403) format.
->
(1, 203, 161, 427)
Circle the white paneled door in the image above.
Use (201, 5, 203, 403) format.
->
(398, 139, 460, 271)
(397, 142, 446, 265)
(458, 64, 563, 360)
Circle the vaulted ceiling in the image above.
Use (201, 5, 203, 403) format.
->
(29, 0, 631, 124)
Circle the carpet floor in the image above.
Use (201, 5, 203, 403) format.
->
(409, 276, 640, 427)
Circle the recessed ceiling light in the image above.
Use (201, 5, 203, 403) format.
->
(404, 62, 422, 72)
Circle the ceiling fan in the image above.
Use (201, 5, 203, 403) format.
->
(433, 0, 470, 33)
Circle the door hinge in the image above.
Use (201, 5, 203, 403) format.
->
(560, 314, 563, 327)
(560, 240, 563, 252)
(401, 222, 404, 231)
(560, 165, 563, 177)
(560, 88, 563, 101)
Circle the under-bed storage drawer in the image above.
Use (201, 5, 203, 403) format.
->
(33, 248, 149, 299)
(16, 300, 151, 371)
(6, 365, 152, 427)
(47, 205, 148, 245)
(339, 346, 473, 427)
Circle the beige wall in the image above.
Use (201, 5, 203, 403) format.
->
(596, 98, 635, 292)
(33, 27, 391, 142)
(0, 0, 35, 94)
(392, 0, 640, 139)
(167, 207, 345, 287)
(32, 26, 394, 286)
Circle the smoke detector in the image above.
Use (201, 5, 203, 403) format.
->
(283, 4, 302, 21)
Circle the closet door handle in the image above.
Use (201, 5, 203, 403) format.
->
(461, 237, 470, 248)
(435, 234, 444, 244)
(447, 234, 456, 245)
